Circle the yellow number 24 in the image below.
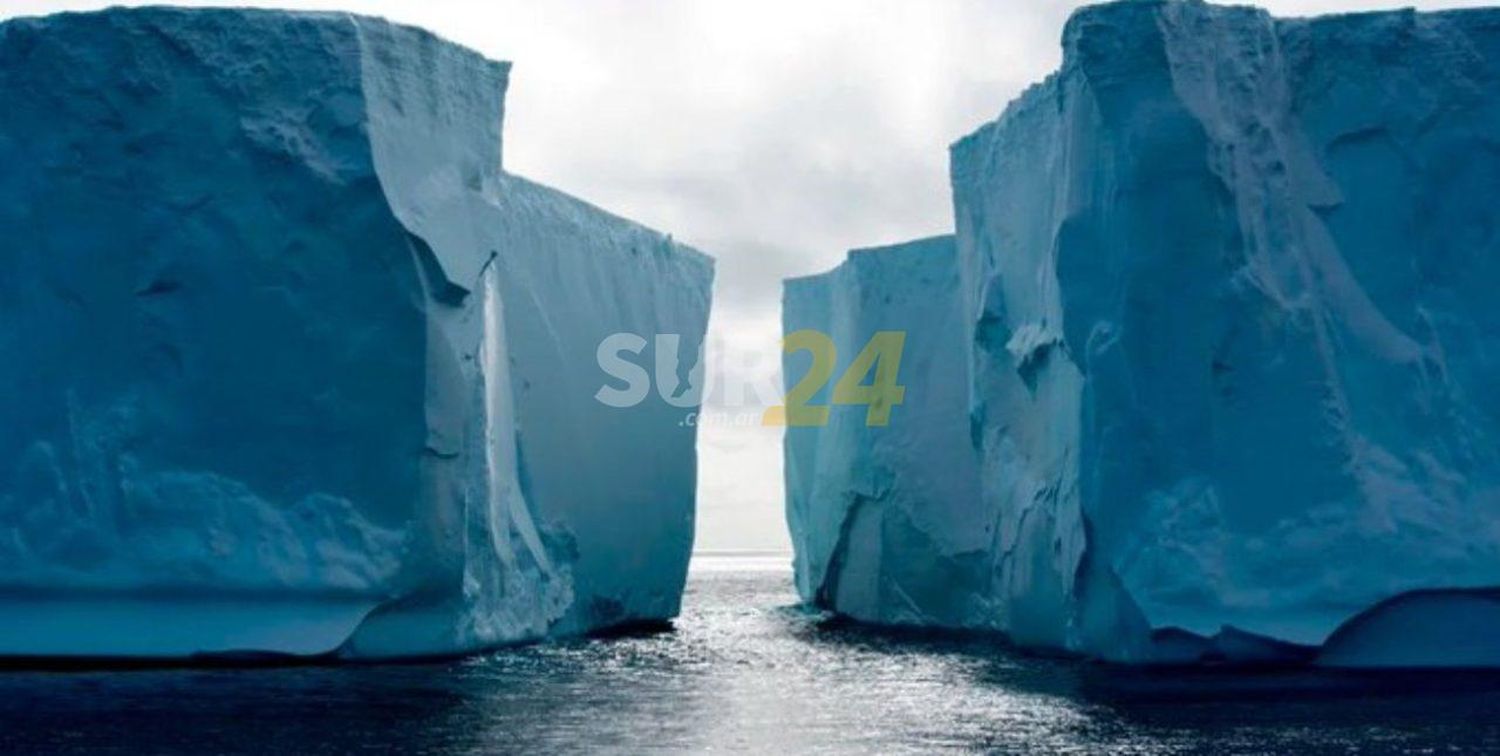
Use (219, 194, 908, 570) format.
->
(769, 330, 907, 427)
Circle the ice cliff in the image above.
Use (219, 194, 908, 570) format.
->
(784, 237, 990, 629)
(0, 8, 712, 660)
(790, 0, 1500, 667)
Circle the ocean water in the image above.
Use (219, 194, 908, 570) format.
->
(2, 555, 1499, 754)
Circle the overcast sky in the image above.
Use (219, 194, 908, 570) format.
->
(4, 0, 1492, 551)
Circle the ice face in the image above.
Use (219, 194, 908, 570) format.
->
(788, 0, 1500, 667)
(954, 0, 1500, 666)
(0, 8, 712, 660)
(783, 237, 992, 629)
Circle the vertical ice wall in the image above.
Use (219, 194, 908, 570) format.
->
(784, 237, 989, 628)
(951, 0, 1500, 665)
(0, 8, 711, 659)
(787, 0, 1500, 667)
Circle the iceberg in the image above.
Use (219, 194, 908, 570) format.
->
(784, 237, 990, 629)
(790, 0, 1500, 667)
(0, 8, 712, 660)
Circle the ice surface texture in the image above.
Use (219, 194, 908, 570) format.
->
(0, 8, 712, 659)
(789, 0, 1500, 666)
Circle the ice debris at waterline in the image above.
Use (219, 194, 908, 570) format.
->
(786, 0, 1500, 668)
(0, 8, 712, 660)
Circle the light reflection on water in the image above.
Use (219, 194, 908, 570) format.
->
(2, 556, 1499, 753)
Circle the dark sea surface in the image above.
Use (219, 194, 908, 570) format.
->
(2, 555, 1500, 754)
